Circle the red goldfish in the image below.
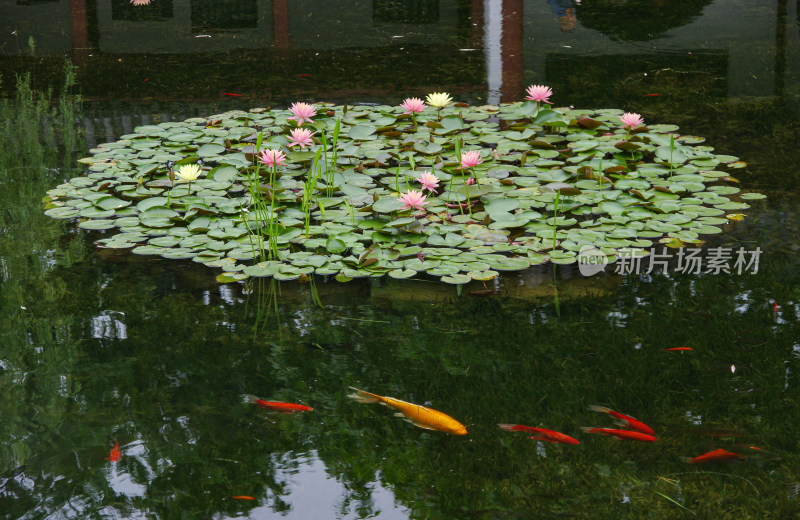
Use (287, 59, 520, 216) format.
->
(348, 387, 467, 435)
(231, 495, 256, 500)
(686, 448, 744, 463)
(588, 405, 655, 435)
(106, 441, 121, 462)
(581, 427, 657, 442)
(498, 424, 579, 445)
(241, 394, 313, 413)
(664, 347, 694, 351)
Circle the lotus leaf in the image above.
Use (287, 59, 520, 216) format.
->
(45, 101, 764, 283)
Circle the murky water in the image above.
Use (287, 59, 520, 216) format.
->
(1, 1, 800, 518)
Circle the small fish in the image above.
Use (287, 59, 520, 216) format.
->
(498, 424, 579, 445)
(588, 405, 655, 435)
(106, 441, 121, 462)
(581, 427, 657, 442)
(644, 93, 660, 97)
(221, 92, 242, 97)
(347, 387, 467, 435)
(738, 445, 781, 460)
(664, 347, 694, 351)
(772, 301, 780, 312)
(686, 448, 744, 463)
(241, 394, 313, 413)
(231, 495, 256, 500)
(297, 73, 312, 78)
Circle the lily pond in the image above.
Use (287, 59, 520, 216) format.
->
(2, 1, 800, 519)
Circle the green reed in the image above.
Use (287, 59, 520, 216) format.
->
(320, 119, 341, 197)
(242, 132, 280, 261)
(303, 147, 325, 237)
(552, 190, 561, 250)
(454, 137, 472, 217)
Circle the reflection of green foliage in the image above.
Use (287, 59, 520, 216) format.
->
(1, 236, 799, 518)
(577, 0, 713, 42)
(0, 64, 84, 473)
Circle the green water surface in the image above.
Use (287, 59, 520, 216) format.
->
(1, 1, 799, 518)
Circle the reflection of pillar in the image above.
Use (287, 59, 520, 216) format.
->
(500, 0, 524, 103)
(70, 0, 89, 66)
(470, 0, 484, 44)
(273, 0, 289, 50)
(774, 0, 787, 97)
(484, 0, 502, 104)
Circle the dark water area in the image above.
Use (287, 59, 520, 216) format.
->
(1, 1, 800, 519)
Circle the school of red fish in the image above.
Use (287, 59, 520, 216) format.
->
(104, 388, 774, 471)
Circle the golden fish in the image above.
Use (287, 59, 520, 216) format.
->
(347, 387, 467, 435)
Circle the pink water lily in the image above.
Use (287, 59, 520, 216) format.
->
(288, 128, 314, 148)
(400, 97, 426, 115)
(619, 112, 644, 129)
(417, 171, 439, 193)
(460, 150, 483, 169)
(524, 84, 553, 104)
(398, 189, 428, 211)
(258, 148, 286, 168)
(130, 0, 151, 5)
(287, 102, 317, 126)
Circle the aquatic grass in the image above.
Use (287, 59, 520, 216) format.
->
(669, 133, 676, 179)
(454, 138, 472, 217)
(320, 119, 341, 197)
(303, 147, 326, 237)
(552, 190, 561, 250)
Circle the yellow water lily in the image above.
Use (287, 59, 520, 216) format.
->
(174, 163, 202, 194)
(425, 92, 452, 108)
(175, 164, 202, 182)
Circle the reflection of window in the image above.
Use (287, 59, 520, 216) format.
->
(373, 0, 440, 24)
(111, 0, 174, 22)
(191, 0, 257, 31)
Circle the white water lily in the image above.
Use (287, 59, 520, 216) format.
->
(425, 92, 452, 108)
(175, 164, 202, 182)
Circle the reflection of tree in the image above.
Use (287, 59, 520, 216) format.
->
(576, 0, 712, 41)
(0, 67, 85, 481)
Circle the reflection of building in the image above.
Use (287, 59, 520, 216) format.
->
(0, 0, 796, 111)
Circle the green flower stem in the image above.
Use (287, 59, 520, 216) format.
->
(463, 175, 472, 217)
(470, 166, 481, 187)
(268, 163, 278, 259)
(552, 190, 560, 250)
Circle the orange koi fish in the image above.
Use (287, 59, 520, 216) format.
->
(588, 405, 655, 435)
(687, 448, 744, 463)
(241, 394, 313, 413)
(106, 441, 121, 462)
(498, 424, 579, 445)
(581, 427, 657, 442)
(664, 347, 694, 352)
(772, 301, 780, 313)
(231, 495, 256, 500)
(347, 387, 467, 435)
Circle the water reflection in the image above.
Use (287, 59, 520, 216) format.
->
(2, 1, 800, 519)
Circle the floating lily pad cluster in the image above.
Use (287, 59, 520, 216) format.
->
(44, 101, 765, 284)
